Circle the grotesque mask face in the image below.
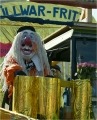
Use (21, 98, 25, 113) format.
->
(20, 30, 37, 61)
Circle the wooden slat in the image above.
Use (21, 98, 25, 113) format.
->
(0, 108, 35, 120)
(30, 0, 97, 8)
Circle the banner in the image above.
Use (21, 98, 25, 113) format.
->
(0, 42, 12, 57)
(0, 2, 82, 22)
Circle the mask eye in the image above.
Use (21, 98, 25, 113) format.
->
(22, 32, 28, 40)
(30, 33, 35, 42)
(21, 44, 25, 47)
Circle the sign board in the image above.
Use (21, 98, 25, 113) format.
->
(0, 42, 12, 57)
(0, 2, 82, 22)
(30, 0, 97, 9)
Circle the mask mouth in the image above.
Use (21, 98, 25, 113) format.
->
(21, 42, 33, 55)
(21, 48, 33, 55)
(21, 51, 35, 61)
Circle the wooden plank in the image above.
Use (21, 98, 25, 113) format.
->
(0, 108, 35, 120)
(30, 0, 97, 8)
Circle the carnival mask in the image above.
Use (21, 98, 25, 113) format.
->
(20, 30, 37, 61)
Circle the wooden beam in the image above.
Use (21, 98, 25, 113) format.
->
(30, 0, 97, 9)
(86, 9, 92, 22)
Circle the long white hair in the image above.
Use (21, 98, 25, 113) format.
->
(0, 31, 52, 91)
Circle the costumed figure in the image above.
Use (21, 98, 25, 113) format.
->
(51, 65, 65, 119)
(0, 26, 52, 110)
(51, 65, 63, 79)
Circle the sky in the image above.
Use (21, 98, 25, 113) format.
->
(92, 9, 97, 21)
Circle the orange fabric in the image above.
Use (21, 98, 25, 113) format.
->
(4, 63, 22, 98)
(30, 66, 49, 76)
(5, 64, 22, 85)
(32, 42, 37, 52)
(8, 85, 13, 98)
(7, 56, 18, 64)
(30, 67, 36, 76)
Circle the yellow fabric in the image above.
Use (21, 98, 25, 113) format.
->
(13, 76, 61, 119)
(52, 61, 59, 66)
(0, 18, 62, 44)
(72, 79, 93, 120)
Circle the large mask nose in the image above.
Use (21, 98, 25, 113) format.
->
(23, 36, 32, 46)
